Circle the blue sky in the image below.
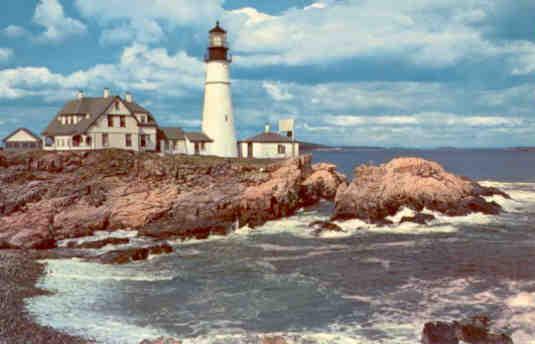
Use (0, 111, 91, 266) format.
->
(1, 0, 535, 147)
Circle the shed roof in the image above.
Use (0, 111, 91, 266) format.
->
(161, 127, 185, 140)
(240, 132, 294, 143)
(2, 128, 41, 142)
(185, 132, 213, 142)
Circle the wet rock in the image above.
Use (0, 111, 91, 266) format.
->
(422, 321, 459, 344)
(309, 220, 343, 235)
(373, 218, 394, 226)
(139, 338, 181, 344)
(96, 243, 174, 264)
(334, 157, 509, 223)
(422, 316, 514, 344)
(399, 213, 436, 224)
(66, 237, 130, 249)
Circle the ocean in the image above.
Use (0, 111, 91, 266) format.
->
(26, 149, 535, 343)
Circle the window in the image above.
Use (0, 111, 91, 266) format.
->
(102, 134, 109, 147)
(108, 116, 113, 127)
(140, 135, 146, 148)
(138, 115, 146, 123)
(125, 134, 132, 147)
(120, 116, 126, 128)
(115, 101, 120, 111)
(73, 135, 81, 147)
(278, 145, 286, 154)
(85, 136, 92, 147)
(200, 142, 206, 150)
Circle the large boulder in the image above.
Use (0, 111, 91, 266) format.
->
(301, 163, 347, 204)
(333, 157, 509, 223)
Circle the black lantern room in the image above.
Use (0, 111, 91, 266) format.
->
(206, 21, 231, 63)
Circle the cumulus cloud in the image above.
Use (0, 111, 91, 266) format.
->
(33, 0, 87, 42)
(0, 44, 203, 101)
(229, 79, 535, 147)
(99, 19, 165, 45)
(75, 0, 222, 45)
(225, 0, 535, 72)
(0, 48, 13, 64)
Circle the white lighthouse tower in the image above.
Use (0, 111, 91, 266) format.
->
(201, 22, 238, 157)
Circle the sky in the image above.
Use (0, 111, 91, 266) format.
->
(1, 0, 535, 148)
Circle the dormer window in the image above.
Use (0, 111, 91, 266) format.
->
(115, 101, 120, 111)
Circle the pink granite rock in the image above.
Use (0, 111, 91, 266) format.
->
(334, 157, 509, 223)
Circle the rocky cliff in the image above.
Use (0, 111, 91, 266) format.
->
(0, 150, 345, 249)
(333, 157, 509, 223)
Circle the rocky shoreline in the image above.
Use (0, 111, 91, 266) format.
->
(0, 150, 514, 343)
(0, 250, 89, 344)
(0, 150, 345, 252)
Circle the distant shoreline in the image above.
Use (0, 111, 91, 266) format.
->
(300, 143, 535, 152)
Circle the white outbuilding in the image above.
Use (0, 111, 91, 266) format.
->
(2, 128, 42, 152)
(239, 124, 299, 159)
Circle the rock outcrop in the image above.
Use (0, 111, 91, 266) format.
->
(0, 150, 345, 249)
(309, 220, 344, 236)
(301, 163, 347, 204)
(66, 237, 130, 249)
(95, 243, 174, 264)
(333, 157, 509, 224)
(399, 213, 436, 225)
(422, 315, 513, 344)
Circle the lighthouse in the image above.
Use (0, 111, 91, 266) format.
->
(201, 22, 238, 158)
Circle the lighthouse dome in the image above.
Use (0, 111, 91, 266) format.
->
(209, 21, 226, 34)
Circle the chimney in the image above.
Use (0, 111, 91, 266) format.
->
(125, 92, 133, 103)
(103, 88, 110, 98)
(264, 123, 270, 133)
(77, 90, 84, 100)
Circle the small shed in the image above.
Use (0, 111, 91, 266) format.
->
(2, 128, 42, 152)
(160, 127, 187, 154)
(239, 128, 299, 159)
(185, 132, 213, 155)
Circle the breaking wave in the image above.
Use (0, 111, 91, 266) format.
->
(25, 181, 535, 344)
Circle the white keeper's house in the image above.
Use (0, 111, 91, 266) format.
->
(39, 22, 299, 159)
(239, 121, 299, 159)
(42, 89, 159, 152)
